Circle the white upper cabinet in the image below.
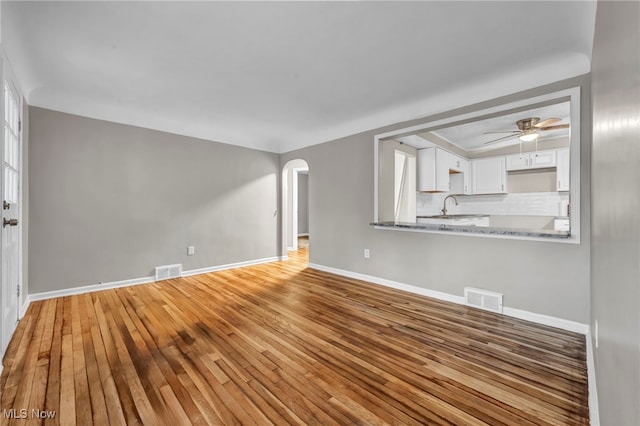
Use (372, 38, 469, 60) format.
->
(556, 147, 570, 191)
(530, 150, 557, 168)
(418, 148, 450, 192)
(471, 157, 507, 194)
(449, 152, 470, 195)
(449, 153, 465, 173)
(506, 154, 529, 171)
(506, 149, 557, 171)
(450, 155, 471, 195)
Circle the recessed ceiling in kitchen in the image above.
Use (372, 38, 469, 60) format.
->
(423, 101, 570, 153)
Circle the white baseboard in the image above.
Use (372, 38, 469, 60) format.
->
(307, 262, 588, 334)
(502, 307, 589, 335)
(181, 256, 281, 277)
(19, 297, 30, 319)
(308, 263, 465, 305)
(29, 275, 155, 302)
(28, 256, 284, 302)
(585, 329, 600, 426)
(298, 233, 309, 237)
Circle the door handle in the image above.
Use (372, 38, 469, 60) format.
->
(3, 218, 18, 227)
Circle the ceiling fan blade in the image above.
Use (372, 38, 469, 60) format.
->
(534, 118, 561, 128)
(483, 133, 522, 144)
(483, 131, 521, 135)
(538, 124, 570, 131)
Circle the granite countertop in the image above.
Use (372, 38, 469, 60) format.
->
(370, 221, 571, 239)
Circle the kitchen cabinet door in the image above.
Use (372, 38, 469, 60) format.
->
(449, 153, 464, 172)
(507, 150, 557, 171)
(529, 150, 557, 169)
(436, 149, 452, 192)
(418, 148, 450, 192)
(471, 157, 507, 194)
(450, 158, 471, 195)
(506, 154, 529, 171)
(556, 147, 570, 191)
(462, 159, 471, 195)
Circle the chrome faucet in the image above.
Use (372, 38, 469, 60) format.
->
(442, 195, 458, 216)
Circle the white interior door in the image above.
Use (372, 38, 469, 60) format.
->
(1, 79, 21, 355)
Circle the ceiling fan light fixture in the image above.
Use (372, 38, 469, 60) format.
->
(519, 132, 539, 142)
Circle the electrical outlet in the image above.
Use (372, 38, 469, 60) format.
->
(364, 249, 370, 259)
(187, 246, 195, 256)
(594, 320, 599, 349)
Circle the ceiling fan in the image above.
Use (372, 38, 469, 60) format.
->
(483, 117, 570, 145)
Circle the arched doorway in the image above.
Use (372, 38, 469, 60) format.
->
(282, 159, 309, 261)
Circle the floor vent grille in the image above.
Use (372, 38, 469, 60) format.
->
(464, 287, 504, 314)
(155, 264, 182, 281)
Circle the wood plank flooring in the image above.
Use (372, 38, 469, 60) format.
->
(1, 245, 589, 425)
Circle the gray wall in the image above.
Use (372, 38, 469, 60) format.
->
(282, 75, 591, 323)
(29, 107, 280, 294)
(297, 173, 309, 235)
(591, 1, 640, 424)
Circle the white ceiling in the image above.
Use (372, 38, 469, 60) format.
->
(1, 1, 596, 153)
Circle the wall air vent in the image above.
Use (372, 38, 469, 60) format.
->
(464, 287, 504, 314)
(155, 264, 182, 281)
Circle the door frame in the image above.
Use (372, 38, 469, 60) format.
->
(290, 167, 307, 251)
(0, 52, 25, 360)
(281, 159, 309, 257)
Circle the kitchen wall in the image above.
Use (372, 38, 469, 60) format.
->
(590, 1, 640, 424)
(29, 107, 280, 294)
(281, 74, 591, 323)
(417, 192, 569, 218)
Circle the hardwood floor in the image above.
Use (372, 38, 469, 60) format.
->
(1, 246, 589, 425)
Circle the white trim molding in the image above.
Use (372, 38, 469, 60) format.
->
(29, 275, 155, 302)
(585, 329, 600, 426)
(308, 262, 588, 334)
(181, 256, 281, 277)
(19, 297, 30, 319)
(502, 307, 589, 335)
(28, 256, 284, 302)
(308, 263, 465, 305)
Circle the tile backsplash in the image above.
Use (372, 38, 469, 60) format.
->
(417, 192, 570, 217)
